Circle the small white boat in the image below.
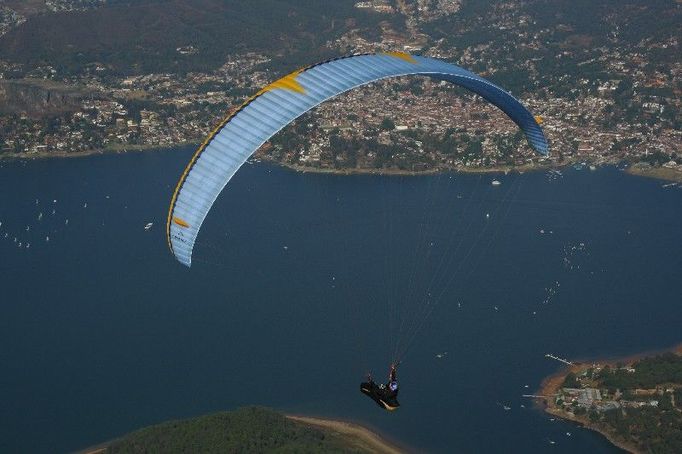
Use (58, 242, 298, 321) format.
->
(491, 179, 501, 186)
(144, 222, 154, 231)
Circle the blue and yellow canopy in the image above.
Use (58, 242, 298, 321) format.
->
(168, 52, 548, 266)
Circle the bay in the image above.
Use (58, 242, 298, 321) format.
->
(1, 147, 680, 453)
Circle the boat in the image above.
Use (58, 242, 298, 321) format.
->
(144, 222, 154, 231)
(491, 179, 501, 186)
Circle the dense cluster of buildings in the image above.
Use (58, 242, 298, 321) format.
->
(554, 364, 679, 415)
(0, 0, 679, 175)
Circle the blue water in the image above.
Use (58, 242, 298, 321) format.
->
(1, 148, 681, 453)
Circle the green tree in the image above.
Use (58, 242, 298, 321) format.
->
(380, 117, 395, 131)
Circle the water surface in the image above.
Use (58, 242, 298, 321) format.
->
(0, 148, 680, 453)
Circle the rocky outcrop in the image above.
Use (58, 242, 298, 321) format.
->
(0, 79, 87, 116)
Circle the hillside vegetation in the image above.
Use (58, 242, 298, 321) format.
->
(0, 0, 388, 75)
(104, 407, 367, 453)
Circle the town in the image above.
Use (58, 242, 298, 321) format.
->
(0, 0, 679, 178)
(542, 351, 682, 453)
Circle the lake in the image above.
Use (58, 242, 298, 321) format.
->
(1, 147, 681, 453)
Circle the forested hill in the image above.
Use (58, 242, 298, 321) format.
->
(101, 407, 374, 453)
(0, 0, 391, 75)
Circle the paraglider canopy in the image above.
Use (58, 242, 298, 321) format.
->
(167, 52, 549, 267)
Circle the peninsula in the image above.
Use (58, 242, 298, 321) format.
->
(537, 345, 682, 454)
(79, 407, 404, 454)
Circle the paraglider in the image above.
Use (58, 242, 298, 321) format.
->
(166, 52, 548, 267)
(166, 52, 550, 410)
(361, 364, 400, 411)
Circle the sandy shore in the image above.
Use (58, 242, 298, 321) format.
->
(536, 343, 682, 454)
(287, 415, 406, 454)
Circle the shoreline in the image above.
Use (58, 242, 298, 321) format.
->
(0, 142, 197, 162)
(76, 413, 407, 454)
(263, 156, 556, 177)
(536, 343, 682, 454)
(3, 143, 680, 183)
(286, 415, 407, 454)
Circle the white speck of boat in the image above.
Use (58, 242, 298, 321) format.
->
(486, 213, 490, 219)
(46, 236, 50, 242)
(84, 203, 88, 208)
(26, 225, 30, 231)
(65, 219, 69, 226)
(38, 213, 43, 221)
(492, 179, 501, 186)
(144, 222, 153, 231)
